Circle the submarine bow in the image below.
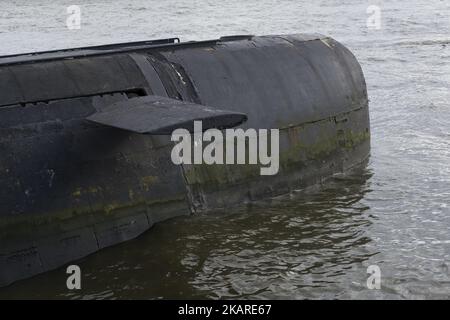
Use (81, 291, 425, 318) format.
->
(0, 34, 370, 287)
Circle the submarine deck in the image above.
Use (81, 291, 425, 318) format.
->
(0, 34, 325, 66)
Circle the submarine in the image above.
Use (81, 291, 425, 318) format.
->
(0, 34, 370, 287)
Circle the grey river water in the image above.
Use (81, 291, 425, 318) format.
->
(0, 0, 449, 299)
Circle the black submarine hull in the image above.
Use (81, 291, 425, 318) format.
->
(0, 34, 370, 287)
